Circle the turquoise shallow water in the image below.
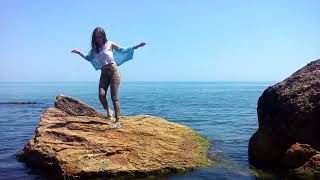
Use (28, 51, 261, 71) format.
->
(0, 81, 274, 180)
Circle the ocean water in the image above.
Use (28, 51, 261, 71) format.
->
(0, 81, 275, 180)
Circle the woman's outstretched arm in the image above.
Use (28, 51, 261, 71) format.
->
(111, 42, 146, 50)
(71, 49, 93, 61)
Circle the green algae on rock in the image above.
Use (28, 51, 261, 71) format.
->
(17, 95, 213, 179)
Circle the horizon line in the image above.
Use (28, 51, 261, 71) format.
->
(0, 80, 277, 83)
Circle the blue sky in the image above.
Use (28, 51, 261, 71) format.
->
(1, 0, 319, 81)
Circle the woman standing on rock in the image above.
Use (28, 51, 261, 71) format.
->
(71, 27, 145, 128)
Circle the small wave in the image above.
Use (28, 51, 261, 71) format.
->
(0, 102, 38, 105)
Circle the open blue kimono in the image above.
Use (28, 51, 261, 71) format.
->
(84, 47, 134, 70)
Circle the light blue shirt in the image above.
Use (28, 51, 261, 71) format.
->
(84, 46, 134, 70)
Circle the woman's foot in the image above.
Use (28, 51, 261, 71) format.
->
(106, 108, 113, 116)
(109, 121, 121, 129)
(105, 108, 113, 121)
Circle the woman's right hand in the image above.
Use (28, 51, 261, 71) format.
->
(138, 42, 146, 48)
(133, 42, 146, 50)
(71, 49, 82, 55)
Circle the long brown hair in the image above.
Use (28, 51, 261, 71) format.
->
(91, 27, 107, 53)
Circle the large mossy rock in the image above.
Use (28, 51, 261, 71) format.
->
(17, 95, 212, 179)
(248, 59, 320, 178)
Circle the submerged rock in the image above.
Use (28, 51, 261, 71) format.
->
(17, 95, 212, 179)
(293, 154, 320, 179)
(248, 59, 320, 177)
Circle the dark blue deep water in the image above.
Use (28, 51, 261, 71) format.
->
(0, 81, 275, 180)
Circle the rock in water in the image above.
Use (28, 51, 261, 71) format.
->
(248, 59, 320, 176)
(17, 95, 212, 179)
(281, 143, 318, 169)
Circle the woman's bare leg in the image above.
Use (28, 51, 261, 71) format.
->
(110, 69, 121, 122)
(99, 72, 111, 118)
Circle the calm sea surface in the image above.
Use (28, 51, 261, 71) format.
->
(0, 81, 277, 180)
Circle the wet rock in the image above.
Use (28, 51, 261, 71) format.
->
(293, 154, 320, 179)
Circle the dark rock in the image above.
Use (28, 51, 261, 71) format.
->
(249, 59, 320, 169)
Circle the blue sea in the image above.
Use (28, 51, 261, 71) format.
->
(0, 81, 276, 180)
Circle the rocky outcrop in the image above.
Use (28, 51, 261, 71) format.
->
(281, 143, 319, 169)
(248, 59, 320, 177)
(17, 95, 212, 179)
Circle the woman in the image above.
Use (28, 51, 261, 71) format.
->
(71, 27, 145, 128)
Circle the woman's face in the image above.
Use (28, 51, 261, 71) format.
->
(95, 32, 105, 46)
